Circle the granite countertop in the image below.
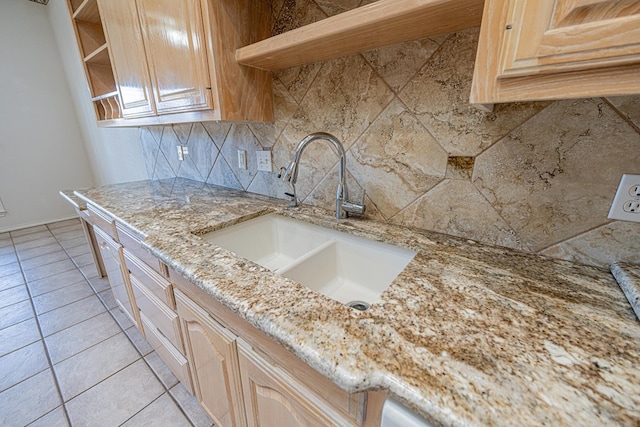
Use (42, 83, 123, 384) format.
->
(74, 178, 640, 427)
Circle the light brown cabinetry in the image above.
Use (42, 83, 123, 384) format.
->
(93, 226, 139, 327)
(471, 0, 640, 104)
(67, 0, 121, 121)
(68, 0, 273, 126)
(175, 290, 246, 427)
(237, 339, 354, 427)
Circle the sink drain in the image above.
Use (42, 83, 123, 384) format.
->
(346, 300, 370, 311)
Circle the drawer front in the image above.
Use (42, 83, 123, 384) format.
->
(116, 223, 168, 278)
(130, 275, 183, 353)
(124, 249, 175, 309)
(87, 204, 118, 240)
(140, 312, 193, 394)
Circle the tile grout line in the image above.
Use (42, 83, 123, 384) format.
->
(51, 222, 200, 427)
(9, 229, 73, 427)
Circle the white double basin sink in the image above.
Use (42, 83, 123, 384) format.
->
(200, 214, 416, 309)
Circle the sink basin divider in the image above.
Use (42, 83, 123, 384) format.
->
(275, 239, 337, 275)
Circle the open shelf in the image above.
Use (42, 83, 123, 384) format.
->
(76, 20, 106, 57)
(84, 43, 110, 66)
(236, 0, 484, 71)
(73, 0, 100, 24)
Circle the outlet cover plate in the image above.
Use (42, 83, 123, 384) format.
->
(608, 174, 640, 223)
(237, 150, 247, 170)
(256, 150, 272, 172)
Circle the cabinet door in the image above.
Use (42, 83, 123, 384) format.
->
(175, 291, 245, 427)
(471, 0, 640, 104)
(97, 0, 155, 118)
(136, 0, 213, 114)
(94, 227, 139, 327)
(237, 340, 352, 427)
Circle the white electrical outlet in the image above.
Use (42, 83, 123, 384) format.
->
(256, 150, 272, 172)
(608, 174, 640, 222)
(177, 145, 188, 161)
(238, 150, 247, 170)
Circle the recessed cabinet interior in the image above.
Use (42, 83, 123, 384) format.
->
(67, 0, 273, 126)
(470, 0, 640, 104)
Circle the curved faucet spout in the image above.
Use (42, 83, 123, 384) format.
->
(280, 132, 364, 219)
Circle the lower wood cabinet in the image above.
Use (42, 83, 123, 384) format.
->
(93, 226, 139, 328)
(175, 290, 246, 427)
(237, 339, 354, 427)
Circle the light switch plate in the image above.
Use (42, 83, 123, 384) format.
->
(237, 150, 247, 170)
(256, 150, 272, 172)
(608, 174, 640, 223)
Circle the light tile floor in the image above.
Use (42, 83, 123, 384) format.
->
(0, 219, 214, 427)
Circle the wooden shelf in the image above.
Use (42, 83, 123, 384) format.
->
(235, 0, 484, 71)
(73, 0, 100, 24)
(91, 90, 119, 102)
(76, 20, 106, 57)
(84, 43, 110, 66)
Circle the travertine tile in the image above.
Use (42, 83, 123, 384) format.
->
(446, 157, 475, 180)
(0, 272, 24, 292)
(541, 221, 640, 268)
(220, 124, 263, 189)
(27, 268, 87, 297)
(65, 360, 164, 426)
(158, 127, 183, 177)
(0, 300, 34, 330)
(121, 394, 191, 427)
(363, 36, 444, 92)
(201, 122, 232, 150)
(246, 170, 291, 201)
(271, 77, 299, 139)
(0, 341, 48, 393)
(0, 285, 30, 309)
(392, 179, 526, 250)
(473, 98, 640, 251)
(607, 95, 640, 130)
(153, 149, 177, 180)
(399, 28, 550, 156)
(185, 123, 219, 179)
(33, 281, 94, 314)
(23, 259, 77, 283)
(176, 154, 206, 182)
(144, 351, 179, 388)
(346, 98, 448, 219)
(27, 407, 69, 427)
(140, 127, 161, 179)
(206, 154, 244, 191)
(45, 311, 120, 364)
(170, 383, 214, 427)
(0, 317, 40, 358)
(248, 122, 279, 149)
(173, 123, 193, 145)
(300, 54, 394, 149)
(0, 370, 61, 426)
(55, 333, 140, 401)
(38, 295, 106, 337)
(314, 0, 360, 16)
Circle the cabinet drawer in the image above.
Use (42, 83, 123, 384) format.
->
(140, 312, 192, 394)
(130, 275, 183, 353)
(87, 204, 117, 240)
(124, 249, 175, 309)
(116, 222, 168, 278)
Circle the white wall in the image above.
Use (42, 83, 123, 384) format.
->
(0, 0, 95, 232)
(47, 0, 148, 186)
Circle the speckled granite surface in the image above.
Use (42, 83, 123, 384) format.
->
(612, 262, 640, 321)
(74, 178, 640, 427)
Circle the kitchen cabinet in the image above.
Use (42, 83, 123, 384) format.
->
(470, 0, 640, 105)
(68, 0, 273, 126)
(237, 339, 355, 427)
(175, 290, 246, 427)
(93, 226, 139, 328)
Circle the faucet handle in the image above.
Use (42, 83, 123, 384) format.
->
(342, 190, 366, 216)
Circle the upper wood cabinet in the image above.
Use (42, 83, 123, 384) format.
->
(471, 0, 640, 105)
(97, 0, 155, 118)
(68, 0, 273, 125)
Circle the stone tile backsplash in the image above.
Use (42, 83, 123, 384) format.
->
(139, 0, 640, 269)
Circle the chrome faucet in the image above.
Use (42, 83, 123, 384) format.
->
(279, 132, 365, 219)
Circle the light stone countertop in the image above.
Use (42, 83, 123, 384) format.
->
(612, 262, 640, 321)
(74, 178, 640, 427)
